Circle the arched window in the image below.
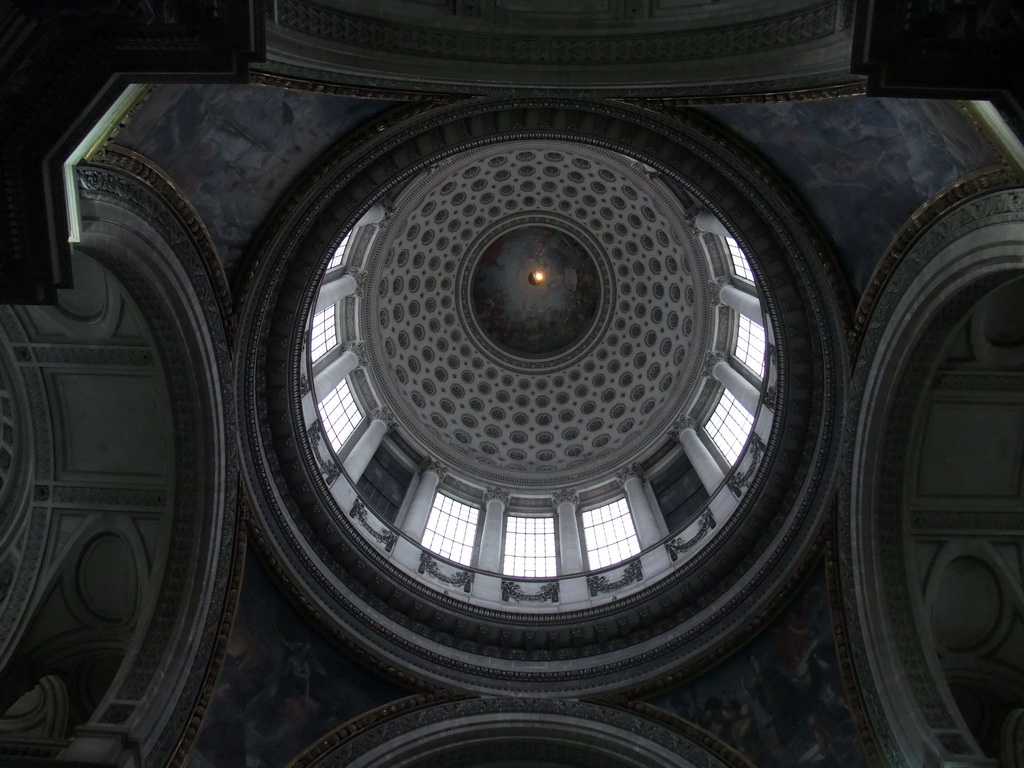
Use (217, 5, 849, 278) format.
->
(503, 516, 556, 578)
(422, 492, 479, 566)
(582, 498, 641, 569)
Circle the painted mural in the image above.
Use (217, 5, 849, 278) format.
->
(115, 84, 396, 281)
(700, 98, 1001, 295)
(471, 225, 600, 356)
(187, 556, 407, 768)
(650, 564, 866, 767)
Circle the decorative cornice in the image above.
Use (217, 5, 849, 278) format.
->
(248, 71, 458, 103)
(86, 145, 234, 344)
(288, 694, 466, 768)
(291, 696, 754, 768)
(273, 0, 842, 67)
(599, 700, 758, 768)
(852, 165, 1020, 361)
(649, 79, 866, 107)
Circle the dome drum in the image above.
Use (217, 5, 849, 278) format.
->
(238, 98, 847, 694)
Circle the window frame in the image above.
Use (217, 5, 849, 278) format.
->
(309, 303, 339, 363)
(421, 491, 481, 567)
(704, 387, 755, 466)
(501, 513, 558, 579)
(581, 497, 642, 570)
(732, 313, 766, 380)
(318, 377, 362, 454)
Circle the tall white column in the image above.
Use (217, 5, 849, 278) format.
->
(314, 343, 362, 397)
(477, 488, 509, 572)
(676, 420, 726, 494)
(720, 284, 762, 323)
(616, 465, 663, 549)
(553, 489, 584, 575)
(712, 358, 761, 415)
(402, 462, 445, 540)
(694, 211, 731, 238)
(315, 271, 361, 313)
(342, 408, 391, 483)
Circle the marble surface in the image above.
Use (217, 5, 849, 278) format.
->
(700, 98, 1001, 296)
(650, 564, 866, 767)
(115, 84, 396, 282)
(187, 556, 407, 768)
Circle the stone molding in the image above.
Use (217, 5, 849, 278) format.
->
(266, 0, 854, 98)
(290, 696, 754, 768)
(852, 166, 1021, 359)
(839, 188, 1024, 766)
(72, 163, 240, 768)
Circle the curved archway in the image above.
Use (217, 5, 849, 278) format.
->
(841, 187, 1024, 766)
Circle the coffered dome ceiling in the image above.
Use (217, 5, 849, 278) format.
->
(238, 98, 848, 694)
(364, 141, 709, 488)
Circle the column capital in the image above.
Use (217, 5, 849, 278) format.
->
(420, 458, 448, 483)
(704, 351, 727, 378)
(670, 415, 697, 437)
(345, 339, 367, 366)
(340, 269, 365, 297)
(483, 487, 511, 507)
(707, 276, 730, 306)
(551, 488, 579, 510)
(614, 463, 644, 488)
(371, 406, 397, 431)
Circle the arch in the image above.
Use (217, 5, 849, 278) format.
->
(841, 186, 1024, 766)
(15, 154, 242, 767)
(290, 696, 753, 768)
